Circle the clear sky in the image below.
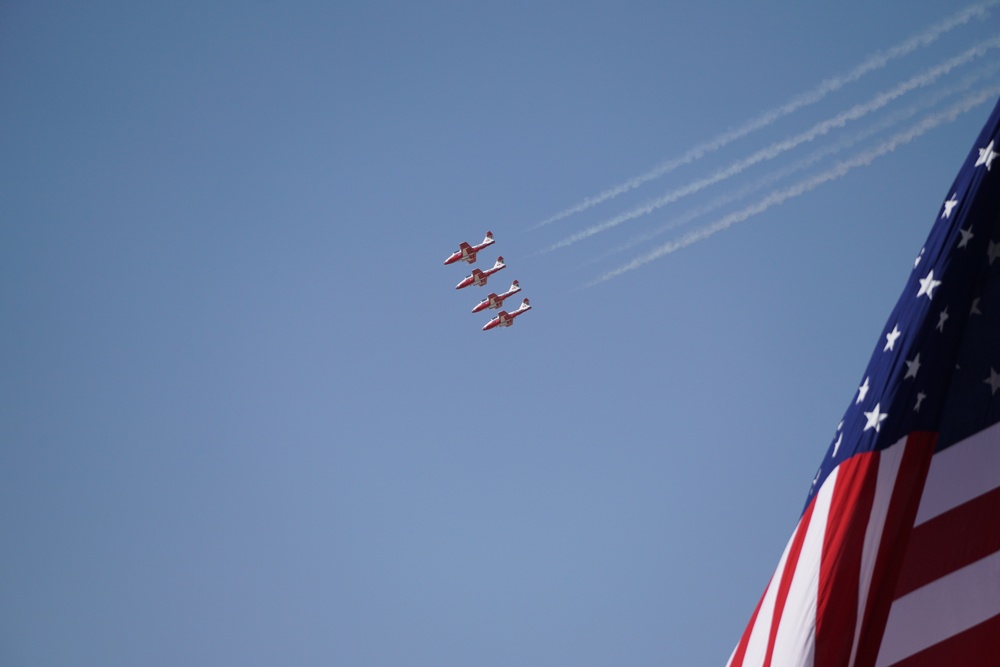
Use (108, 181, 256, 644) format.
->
(3, 2, 1000, 665)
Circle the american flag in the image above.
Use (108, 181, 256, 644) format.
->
(727, 98, 1000, 667)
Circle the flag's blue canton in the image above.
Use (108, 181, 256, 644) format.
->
(805, 99, 1000, 511)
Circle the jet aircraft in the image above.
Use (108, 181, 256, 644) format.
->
(471, 280, 521, 313)
(455, 256, 505, 289)
(443, 231, 495, 265)
(482, 298, 531, 331)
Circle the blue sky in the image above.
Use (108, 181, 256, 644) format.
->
(3, 2, 1000, 665)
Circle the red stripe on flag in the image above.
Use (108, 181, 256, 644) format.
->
(894, 483, 1000, 599)
(814, 451, 878, 667)
(885, 612, 1000, 667)
(853, 433, 936, 667)
(762, 499, 817, 667)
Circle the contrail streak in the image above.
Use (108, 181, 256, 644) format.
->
(531, 1, 999, 230)
(545, 36, 1000, 253)
(581, 61, 1000, 266)
(580, 128, 901, 268)
(589, 86, 1000, 286)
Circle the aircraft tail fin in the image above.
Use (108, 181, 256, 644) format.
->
(483, 231, 494, 244)
(519, 298, 531, 310)
(494, 256, 505, 268)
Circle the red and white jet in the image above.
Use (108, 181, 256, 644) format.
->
(443, 231, 495, 265)
(471, 280, 521, 313)
(482, 298, 531, 331)
(455, 256, 505, 289)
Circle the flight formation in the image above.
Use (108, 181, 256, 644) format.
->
(443, 232, 532, 331)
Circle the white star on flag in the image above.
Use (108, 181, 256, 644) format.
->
(857, 376, 871, 404)
(975, 139, 998, 170)
(942, 194, 959, 218)
(985, 368, 1000, 396)
(937, 307, 950, 332)
(884, 325, 901, 351)
(863, 403, 888, 432)
(917, 270, 941, 299)
(989, 240, 1000, 266)
(958, 227, 974, 248)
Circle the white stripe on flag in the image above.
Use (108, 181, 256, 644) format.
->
(875, 549, 1000, 666)
(769, 473, 834, 667)
(915, 421, 1000, 524)
(736, 468, 839, 667)
(847, 438, 906, 667)
(740, 525, 795, 667)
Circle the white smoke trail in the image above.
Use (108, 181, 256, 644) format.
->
(581, 60, 1000, 266)
(531, 1, 999, 230)
(543, 36, 1000, 254)
(589, 86, 1000, 286)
